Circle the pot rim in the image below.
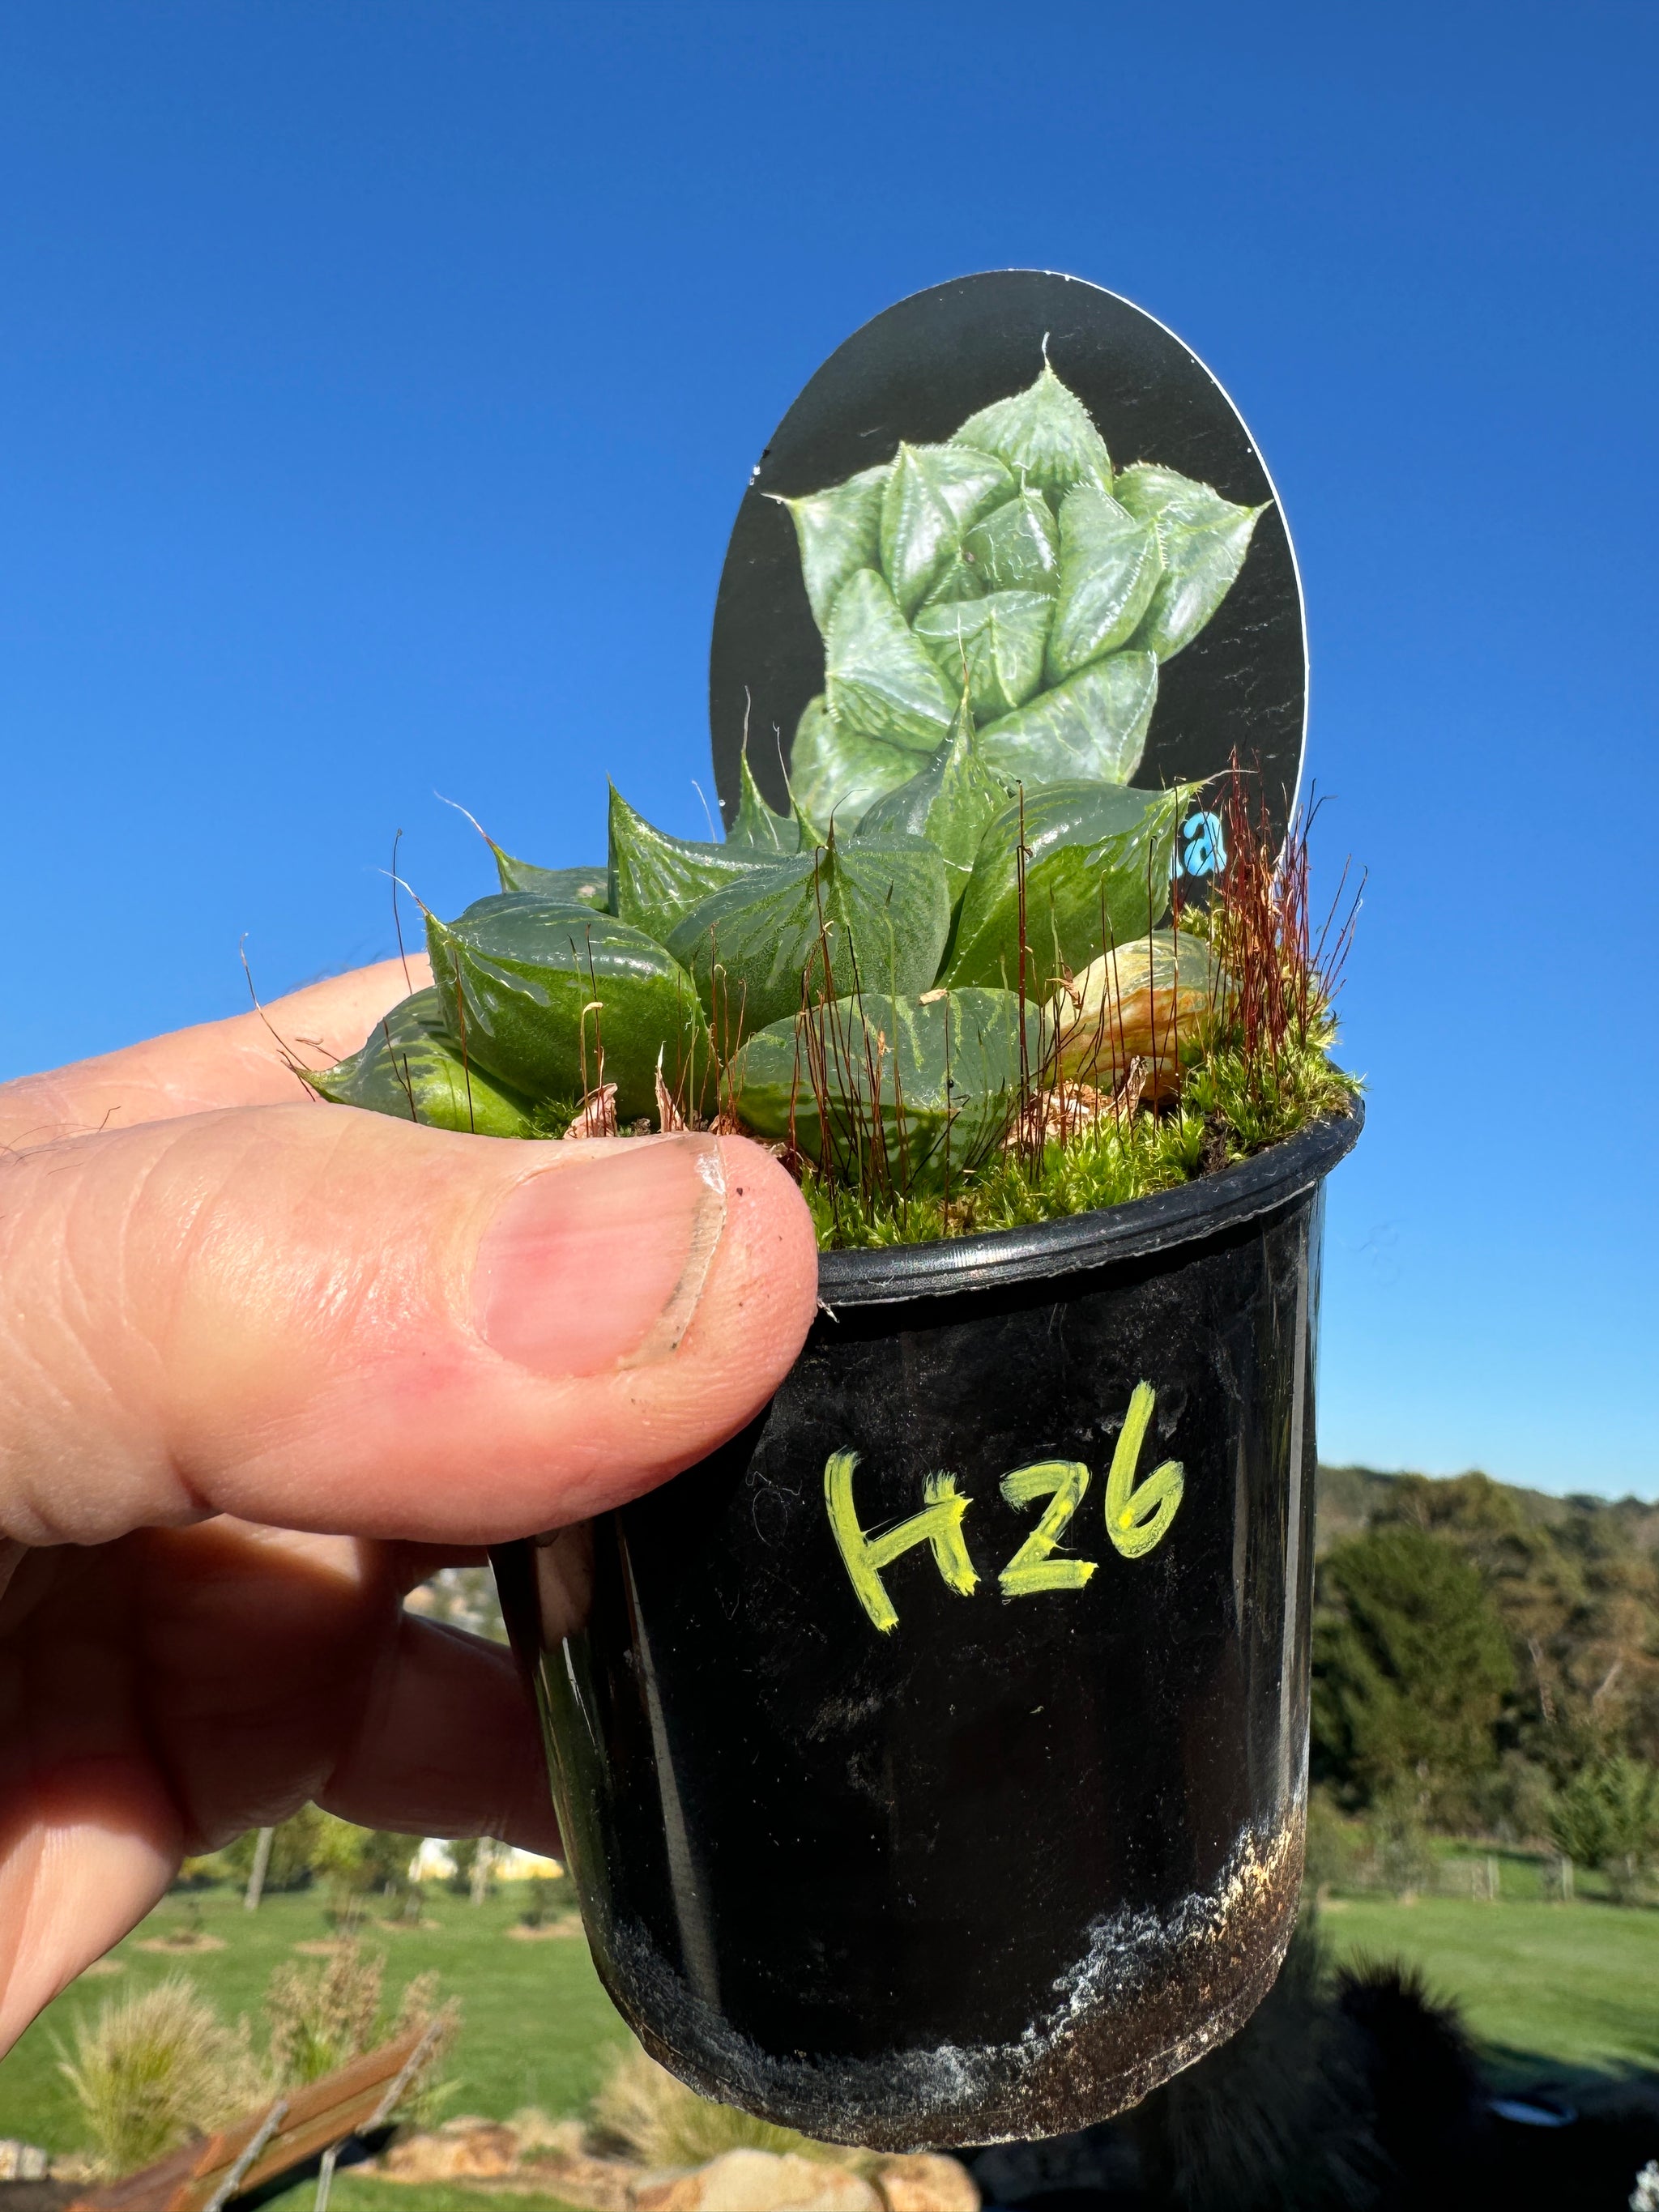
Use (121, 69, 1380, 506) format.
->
(816, 1098, 1363, 1306)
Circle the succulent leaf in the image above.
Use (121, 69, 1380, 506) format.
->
(730, 987, 1041, 1192)
(953, 364, 1111, 506)
(856, 718, 1009, 914)
(727, 750, 803, 855)
(1045, 485, 1164, 682)
(303, 987, 539, 1136)
(1056, 930, 1226, 1098)
(824, 569, 957, 752)
(1133, 507, 1265, 661)
(425, 893, 710, 1122)
(978, 650, 1159, 786)
(856, 718, 1008, 869)
(944, 781, 1188, 997)
(493, 851, 611, 909)
(770, 463, 890, 634)
(608, 785, 786, 941)
(666, 833, 952, 1056)
(912, 589, 1052, 724)
(878, 444, 1013, 617)
(962, 489, 1060, 595)
(1112, 462, 1239, 526)
(1113, 464, 1266, 661)
(917, 543, 989, 609)
(790, 692, 923, 828)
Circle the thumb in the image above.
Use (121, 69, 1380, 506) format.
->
(0, 1108, 818, 1547)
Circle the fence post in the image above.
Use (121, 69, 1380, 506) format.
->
(244, 1827, 275, 1912)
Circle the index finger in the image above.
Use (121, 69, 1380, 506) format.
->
(0, 954, 429, 1155)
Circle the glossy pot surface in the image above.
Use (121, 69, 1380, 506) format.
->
(494, 1107, 1360, 2148)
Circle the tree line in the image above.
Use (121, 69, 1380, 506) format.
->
(1311, 1466, 1659, 1897)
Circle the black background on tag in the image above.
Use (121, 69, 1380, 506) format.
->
(709, 270, 1305, 846)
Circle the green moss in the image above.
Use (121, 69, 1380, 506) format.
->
(803, 1018, 1359, 1251)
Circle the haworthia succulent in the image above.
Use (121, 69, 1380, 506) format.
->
(426, 893, 710, 1122)
(944, 781, 1188, 997)
(824, 569, 957, 752)
(1045, 486, 1164, 683)
(978, 650, 1159, 786)
(305, 987, 539, 1137)
(666, 832, 952, 1056)
(770, 462, 890, 634)
(878, 443, 1013, 617)
(954, 364, 1112, 506)
(608, 785, 786, 941)
(1113, 463, 1266, 662)
(962, 489, 1060, 595)
(912, 589, 1052, 723)
(727, 750, 803, 855)
(790, 693, 923, 828)
(729, 987, 1041, 1192)
(493, 851, 611, 909)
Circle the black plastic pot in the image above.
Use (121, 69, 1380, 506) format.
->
(493, 1106, 1361, 2150)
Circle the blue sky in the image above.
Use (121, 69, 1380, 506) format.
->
(2, 4, 1654, 1495)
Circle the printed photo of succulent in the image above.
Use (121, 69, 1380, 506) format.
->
(770, 362, 1266, 827)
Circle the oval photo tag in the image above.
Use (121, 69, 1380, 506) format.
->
(709, 270, 1305, 876)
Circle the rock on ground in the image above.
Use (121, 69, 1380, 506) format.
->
(633, 2150, 881, 2212)
(870, 2154, 979, 2212)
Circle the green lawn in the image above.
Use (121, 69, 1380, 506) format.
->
(6, 1877, 1658, 2161)
(1322, 1890, 1659, 2090)
(0, 1884, 629, 2158)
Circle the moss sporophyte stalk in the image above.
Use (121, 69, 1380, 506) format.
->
(305, 365, 1357, 1248)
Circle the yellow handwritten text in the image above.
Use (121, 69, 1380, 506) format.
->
(997, 1461, 1098, 1598)
(824, 1451, 978, 1634)
(1103, 1381, 1185, 1559)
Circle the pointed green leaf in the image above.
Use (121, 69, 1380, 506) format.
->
(913, 590, 1052, 722)
(727, 750, 802, 855)
(1113, 464, 1266, 662)
(304, 988, 539, 1137)
(666, 833, 952, 1057)
(730, 987, 1041, 1194)
(824, 569, 957, 752)
(953, 364, 1111, 505)
(917, 542, 988, 609)
(855, 718, 1010, 916)
(978, 650, 1159, 787)
(426, 894, 710, 1122)
(962, 490, 1060, 595)
(493, 850, 611, 909)
(1045, 486, 1164, 682)
(769, 462, 890, 634)
(878, 443, 1013, 616)
(1133, 508, 1265, 661)
(856, 718, 1009, 870)
(608, 785, 786, 941)
(944, 781, 1188, 996)
(789, 692, 922, 828)
(1112, 462, 1239, 526)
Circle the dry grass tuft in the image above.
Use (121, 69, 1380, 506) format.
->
(590, 2038, 869, 2172)
(57, 1973, 265, 2176)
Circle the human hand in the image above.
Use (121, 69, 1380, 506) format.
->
(0, 959, 818, 2052)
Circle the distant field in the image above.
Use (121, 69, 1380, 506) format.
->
(3, 1877, 1657, 2158)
